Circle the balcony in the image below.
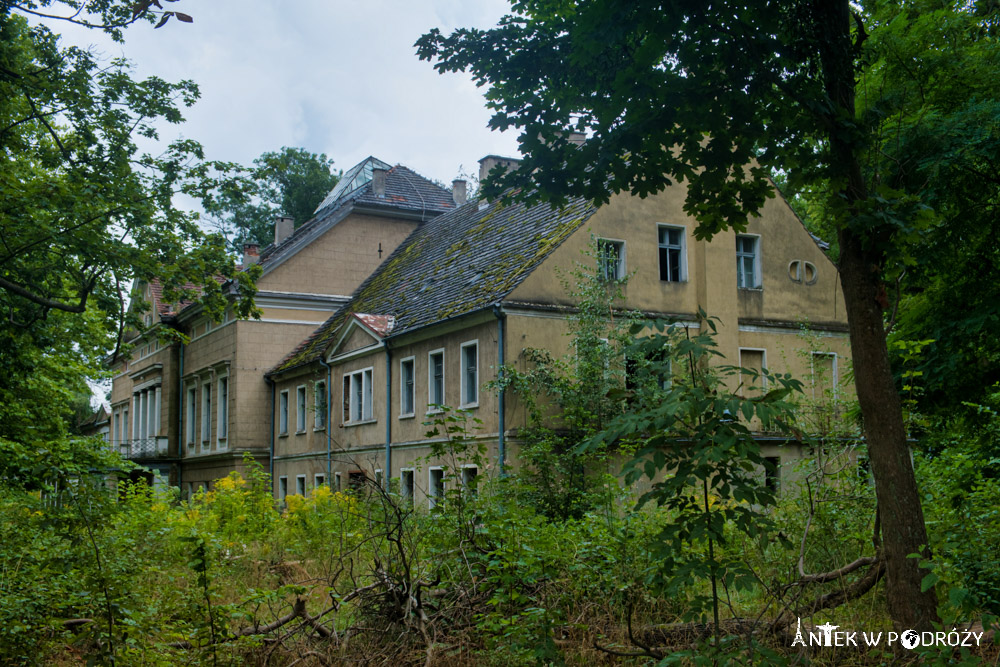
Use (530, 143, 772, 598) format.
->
(115, 437, 173, 461)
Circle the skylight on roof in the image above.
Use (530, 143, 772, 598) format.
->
(313, 156, 391, 215)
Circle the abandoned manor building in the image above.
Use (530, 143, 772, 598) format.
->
(106, 154, 851, 504)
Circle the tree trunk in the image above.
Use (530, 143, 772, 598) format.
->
(816, 0, 940, 632)
(837, 234, 938, 632)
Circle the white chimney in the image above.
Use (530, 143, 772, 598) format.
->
(478, 155, 522, 183)
(274, 216, 294, 245)
(372, 167, 387, 197)
(452, 179, 467, 206)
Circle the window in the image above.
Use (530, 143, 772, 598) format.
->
(201, 382, 212, 445)
(314, 381, 327, 429)
(279, 390, 289, 435)
(460, 341, 478, 407)
(810, 352, 838, 400)
(217, 376, 228, 443)
(764, 456, 781, 494)
(186, 387, 197, 447)
(597, 238, 625, 281)
(348, 471, 367, 491)
(658, 225, 686, 282)
(736, 234, 761, 289)
(428, 467, 444, 509)
(314, 474, 325, 489)
(278, 476, 288, 500)
(296, 385, 306, 432)
(343, 368, 374, 423)
(626, 347, 673, 395)
(428, 350, 444, 411)
(295, 475, 306, 496)
(400, 357, 415, 417)
(334, 472, 342, 492)
(400, 468, 414, 502)
(739, 349, 766, 394)
(375, 469, 383, 488)
(122, 408, 128, 444)
(461, 465, 479, 497)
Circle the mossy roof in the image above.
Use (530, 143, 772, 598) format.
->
(269, 193, 597, 375)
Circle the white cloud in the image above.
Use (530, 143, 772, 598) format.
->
(41, 1, 520, 187)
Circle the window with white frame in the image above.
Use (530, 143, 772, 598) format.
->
(334, 472, 342, 492)
(295, 475, 306, 496)
(279, 390, 289, 435)
(186, 386, 197, 448)
(739, 349, 767, 394)
(217, 376, 228, 443)
(428, 467, 444, 509)
(343, 368, 373, 423)
(375, 469, 383, 488)
(400, 468, 414, 502)
(296, 385, 306, 432)
(122, 408, 128, 444)
(428, 350, 444, 411)
(461, 465, 479, 497)
(314, 381, 327, 429)
(201, 382, 212, 445)
(810, 352, 838, 400)
(314, 473, 325, 489)
(736, 234, 761, 289)
(400, 357, 415, 417)
(597, 238, 625, 281)
(460, 341, 478, 407)
(278, 476, 288, 500)
(658, 225, 686, 282)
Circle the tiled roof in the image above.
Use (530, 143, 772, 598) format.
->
(354, 313, 396, 337)
(257, 161, 454, 268)
(269, 193, 597, 375)
(147, 278, 200, 318)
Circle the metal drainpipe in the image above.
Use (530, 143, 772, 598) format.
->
(493, 304, 506, 476)
(319, 357, 332, 486)
(384, 345, 392, 489)
(177, 342, 184, 491)
(265, 376, 275, 497)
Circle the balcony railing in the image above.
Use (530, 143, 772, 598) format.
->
(114, 437, 171, 460)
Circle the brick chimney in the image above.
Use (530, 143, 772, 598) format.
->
(478, 155, 522, 183)
(274, 215, 294, 245)
(242, 242, 260, 266)
(372, 167, 387, 197)
(452, 179, 467, 206)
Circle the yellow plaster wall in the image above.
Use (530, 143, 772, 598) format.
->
(258, 213, 418, 295)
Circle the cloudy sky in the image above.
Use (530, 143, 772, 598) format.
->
(45, 1, 521, 188)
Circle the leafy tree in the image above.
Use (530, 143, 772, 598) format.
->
(1, 2, 258, 480)
(415, 0, 1000, 631)
(205, 146, 341, 252)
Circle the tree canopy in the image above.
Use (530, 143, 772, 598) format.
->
(204, 146, 341, 252)
(0, 1, 257, 478)
(418, 0, 1000, 632)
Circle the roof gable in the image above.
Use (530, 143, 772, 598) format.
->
(257, 160, 455, 273)
(270, 193, 597, 375)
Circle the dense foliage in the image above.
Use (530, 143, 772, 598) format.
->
(204, 146, 342, 252)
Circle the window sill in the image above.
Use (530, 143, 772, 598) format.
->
(426, 408, 443, 415)
(459, 402, 479, 410)
(295, 430, 307, 436)
(738, 286, 763, 292)
(343, 419, 377, 428)
(659, 279, 688, 284)
(278, 432, 289, 438)
(399, 412, 415, 420)
(313, 426, 327, 433)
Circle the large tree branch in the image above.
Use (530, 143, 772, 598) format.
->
(0, 274, 90, 313)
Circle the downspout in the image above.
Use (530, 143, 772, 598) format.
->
(265, 376, 275, 497)
(319, 357, 332, 486)
(177, 342, 184, 491)
(384, 344, 392, 489)
(493, 304, 506, 476)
